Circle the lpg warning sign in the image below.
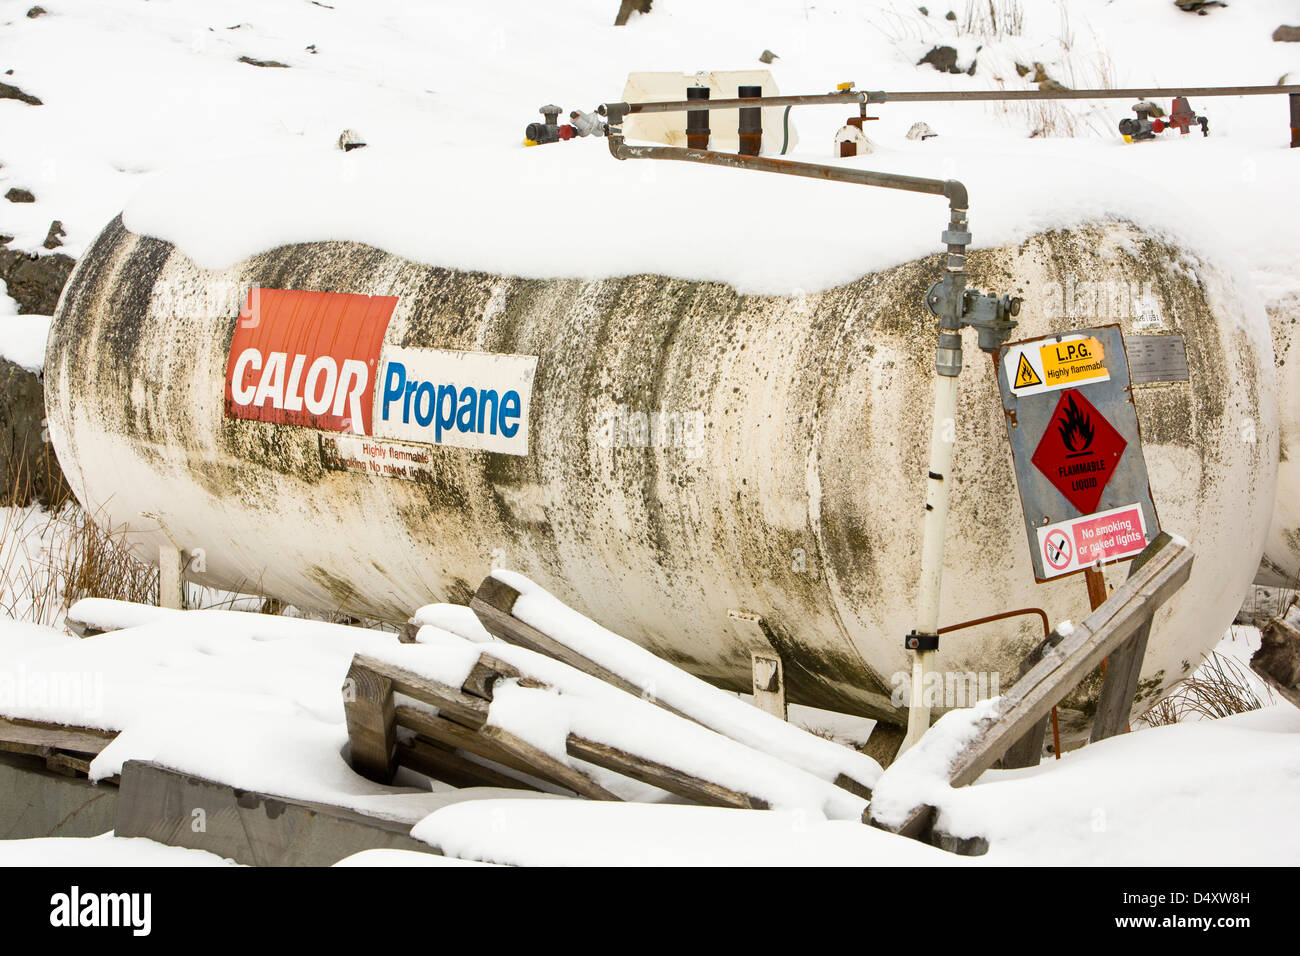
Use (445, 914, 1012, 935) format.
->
(1003, 334, 1109, 397)
(995, 325, 1160, 582)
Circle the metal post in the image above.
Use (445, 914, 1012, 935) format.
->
(738, 85, 762, 156)
(1291, 92, 1299, 148)
(158, 541, 184, 610)
(686, 86, 710, 150)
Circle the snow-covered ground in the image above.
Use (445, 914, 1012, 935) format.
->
(1, 0, 1298, 865)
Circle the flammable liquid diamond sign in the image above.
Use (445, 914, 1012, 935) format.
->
(995, 325, 1162, 582)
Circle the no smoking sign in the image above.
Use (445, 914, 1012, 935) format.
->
(996, 325, 1161, 582)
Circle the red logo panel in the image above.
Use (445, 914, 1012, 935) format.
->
(225, 288, 397, 436)
(1030, 388, 1127, 515)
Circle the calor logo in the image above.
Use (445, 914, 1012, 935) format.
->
(225, 288, 396, 435)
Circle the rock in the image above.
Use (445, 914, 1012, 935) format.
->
(906, 121, 937, 140)
(918, 6, 929, 15)
(26, 5, 45, 17)
(1033, 62, 1069, 92)
(0, 357, 71, 509)
(0, 248, 75, 315)
(337, 129, 366, 151)
(945, 10, 956, 20)
(5, 188, 35, 203)
(1015, 62, 1030, 77)
(917, 45, 974, 76)
(237, 56, 289, 68)
(1274, 25, 1300, 42)
(0, 81, 42, 106)
(1253, 616, 1300, 708)
(759, 49, 778, 63)
(42, 221, 65, 250)
(1174, 0, 1227, 13)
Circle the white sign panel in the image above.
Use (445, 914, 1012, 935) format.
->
(372, 346, 537, 456)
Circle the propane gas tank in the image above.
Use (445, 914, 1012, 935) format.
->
(45, 215, 1275, 733)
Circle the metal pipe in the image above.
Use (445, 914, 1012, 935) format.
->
(738, 85, 762, 156)
(866, 85, 1300, 103)
(605, 84, 1300, 117)
(605, 91, 865, 116)
(1292, 92, 1300, 149)
(605, 133, 975, 751)
(686, 86, 710, 151)
(606, 136, 964, 206)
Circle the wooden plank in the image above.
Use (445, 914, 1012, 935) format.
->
(1090, 616, 1152, 742)
(46, 751, 93, 777)
(396, 704, 567, 787)
(0, 717, 116, 757)
(396, 738, 541, 792)
(870, 534, 1192, 835)
(471, 576, 877, 799)
(478, 725, 622, 801)
(1000, 631, 1063, 769)
(461, 655, 523, 701)
(342, 659, 398, 784)
(567, 734, 768, 809)
(470, 577, 693, 718)
(374, 653, 810, 811)
(352, 654, 489, 729)
(1091, 533, 1168, 742)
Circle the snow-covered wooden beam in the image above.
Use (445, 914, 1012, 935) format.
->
(869, 533, 1192, 841)
(469, 572, 881, 799)
(344, 652, 774, 808)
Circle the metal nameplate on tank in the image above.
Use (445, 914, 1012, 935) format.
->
(1124, 333, 1190, 385)
(996, 324, 1162, 582)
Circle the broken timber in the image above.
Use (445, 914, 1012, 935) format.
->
(469, 575, 876, 799)
(342, 653, 772, 809)
(0, 716, 119, 784)
(869, 532, 1192, 840)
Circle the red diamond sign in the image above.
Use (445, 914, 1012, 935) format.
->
(1030, 388, 1127, 515)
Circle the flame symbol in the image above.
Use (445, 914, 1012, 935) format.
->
(1057, 393, 1094, 453)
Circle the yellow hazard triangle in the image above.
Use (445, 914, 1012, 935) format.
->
(1015, 352, 1043, 389)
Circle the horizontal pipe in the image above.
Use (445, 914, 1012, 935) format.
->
(605, 84, 1300, 116)
(607, 91, 866, 115)
(607, 136, 965, 206)
(867, 85, 1300, 103)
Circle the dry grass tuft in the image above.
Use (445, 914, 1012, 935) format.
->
(1138, 652, 1273, 728)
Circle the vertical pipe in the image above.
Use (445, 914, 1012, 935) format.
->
(686, 86, 710, 150)
(738, 85, 762, 156)
(903, 372, 959, 752)
(1291, 92, 1299, 148)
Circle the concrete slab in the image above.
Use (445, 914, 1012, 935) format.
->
(0, 752, 119, 839)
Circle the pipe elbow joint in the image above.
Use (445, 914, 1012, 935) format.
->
(943, 179, 969, 211)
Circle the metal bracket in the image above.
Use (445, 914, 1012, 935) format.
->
(905, 631, 939, 651)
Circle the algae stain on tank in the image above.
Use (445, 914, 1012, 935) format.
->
(44, 215, 1275, 732)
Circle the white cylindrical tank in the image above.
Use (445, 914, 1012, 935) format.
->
(45, 215, 1276, 734)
